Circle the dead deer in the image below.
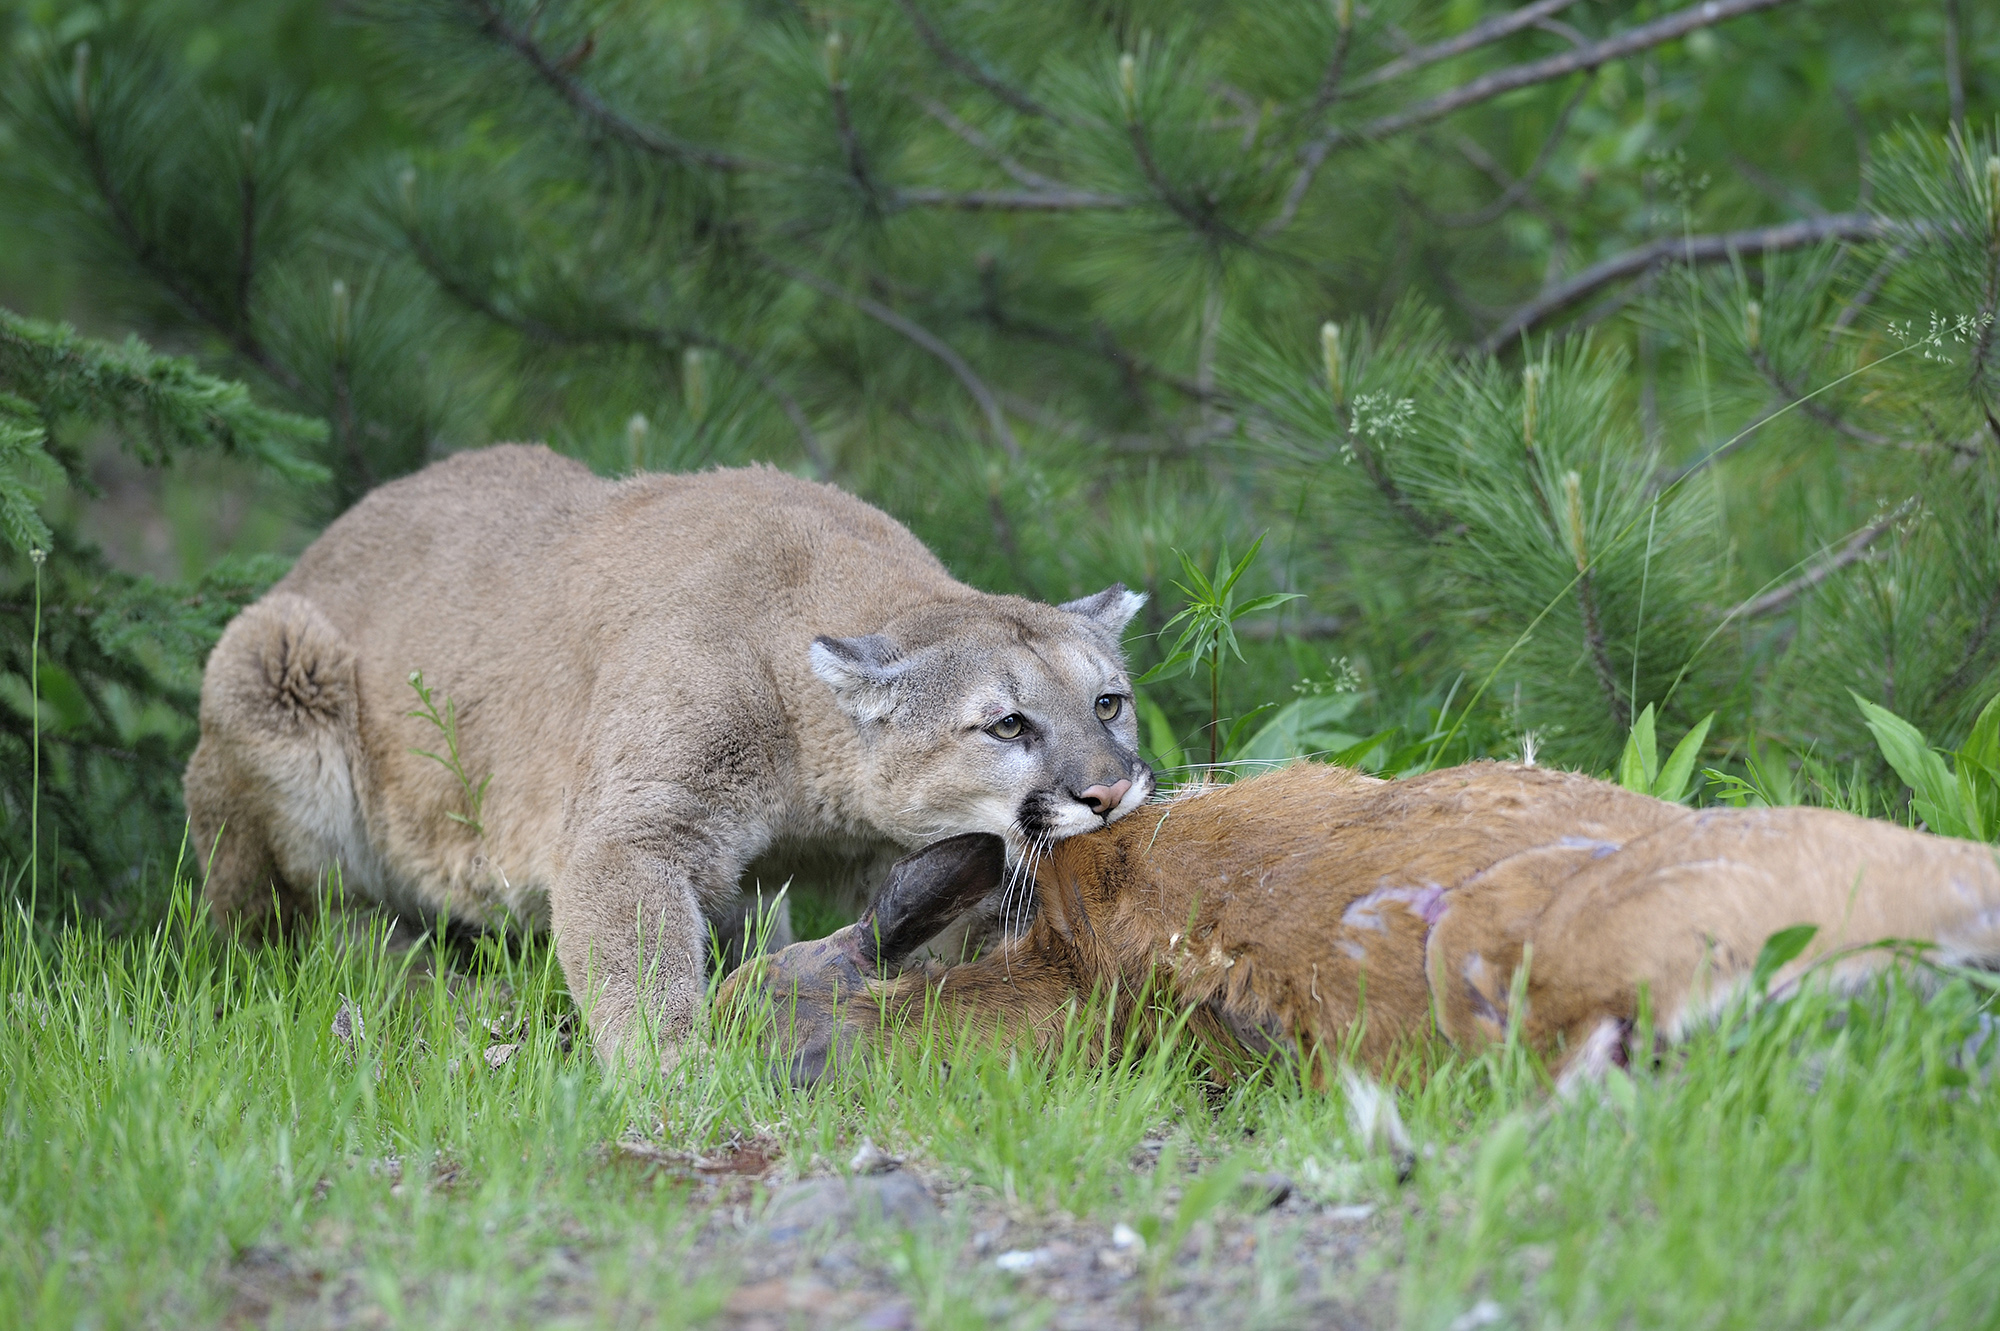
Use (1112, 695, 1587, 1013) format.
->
(719, 761, 2000, 1086)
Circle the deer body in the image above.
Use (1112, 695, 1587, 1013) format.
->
(725, 762, 2000, 1081)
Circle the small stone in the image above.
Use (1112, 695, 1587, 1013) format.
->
(1238, 1171, 1293, 1210)
(1449, 1299, 1505, 1331)
(482, 1043, 519, 1069)
(856, 1302, 913, 1330)
(758, 1171, 938, 1244)
(994, 1248, 1050, 1273)
(1110, 1223, 1145, 1251)
(1328, 1203, 1376, 1222)
(330, 998, 364, 1051)
(848, 1137, 896, 1174)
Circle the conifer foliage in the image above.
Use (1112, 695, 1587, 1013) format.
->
(1, 0, 1997, 898)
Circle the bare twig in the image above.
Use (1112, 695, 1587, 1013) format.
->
(1345, 0, 1584, 93)
(1731, 499, 1913, 619)
(771, 258, 1021, 460)
(894, 0, 1054, 120)
(464, 0, 751, 171)
(1269, 0, 1798, 236)
(1944, 0, 1967, 138)
(829, 80, 882, 207)
(1354, 0, 1797, 143)
(1430, 72, 1594, 229)
(914, 96, 1055, 188)
(1309, 22, 1356, 116)
(1480, 212, 1886, 353)
(895, 186, 1133, 211)
(1830, 245, 1903, 336)
(1729, 153, 1826, 217)
(1750, 350, 1893, 446)
(1128, 117, 1251, 248)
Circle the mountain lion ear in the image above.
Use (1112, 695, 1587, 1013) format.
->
(810, 634, 918, 723)
(1059, 584, 1147, 636)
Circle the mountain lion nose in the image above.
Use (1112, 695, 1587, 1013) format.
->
(1077, 779, 1133, 816)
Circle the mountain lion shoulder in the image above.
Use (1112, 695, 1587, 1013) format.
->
(183, 444, 1153, 1070)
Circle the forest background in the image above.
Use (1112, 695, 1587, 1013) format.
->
(2, 0, 1997, 916)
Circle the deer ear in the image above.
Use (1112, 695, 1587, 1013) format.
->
(854, 833, 1008, 970)
(1059, 583, 1147, 636)
(810, 634, 924, 723)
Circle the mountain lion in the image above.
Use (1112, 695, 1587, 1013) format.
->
(183, 444, 1153, 1071)
(722, 761, 2000, 1085)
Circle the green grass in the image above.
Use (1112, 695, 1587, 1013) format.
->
(4, 874, 1999, 1329)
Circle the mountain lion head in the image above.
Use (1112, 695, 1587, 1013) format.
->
(810, 584, 1154, 861)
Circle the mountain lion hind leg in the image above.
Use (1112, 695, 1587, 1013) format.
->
(182, 593, 373, 939)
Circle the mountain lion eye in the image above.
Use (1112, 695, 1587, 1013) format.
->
(1095, 694, 1123, 722)
(987, 714, 1025, 740)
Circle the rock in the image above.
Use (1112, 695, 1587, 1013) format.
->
(848, 1137, 896, 1174)
(757, 1170, 938, 1244)
(1238, 1171, 1293, 1210)
(993, 1248, 1051, 1273)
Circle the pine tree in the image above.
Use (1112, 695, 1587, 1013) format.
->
(0, 307, 322, 906)
(1, 0, 1996, 896)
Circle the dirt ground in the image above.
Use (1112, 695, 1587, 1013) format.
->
(216, 1136, 1402, 1330)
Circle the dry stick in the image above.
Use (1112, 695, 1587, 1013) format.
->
(1268, 0, 1799, 237)
(1480, 213, 1887, 353)
(1729, 498, 1915, 619)
(894, 0, 1055, 121)
(770, 258, 1022, 461)
(1345, 0, 1585, 94)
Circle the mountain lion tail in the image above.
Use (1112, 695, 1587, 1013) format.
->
(183, 592, 367, 937)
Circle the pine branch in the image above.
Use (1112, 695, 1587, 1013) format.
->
(72, 111, 308, 399)
(1731, 499, 1913, 619)
(1480, 213, 1887, 353)
(1427, 72, 1594, 230)
(767, 258, 1021, 460)
(896, 187, 1133, 211)
(400, 227, 829, 472)
(894, 0, 1054, 121)
(1747, 350, 1894, 446)
(1269, 0, 1799, 237)
(1357, 0, 1798, 143)
(461, 0, 754, 171)
(913, 96, 1055, 188)
(1127, 116, 1252, 249)
(1344, 0, 1586, 94)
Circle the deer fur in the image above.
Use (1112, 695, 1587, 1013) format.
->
(721, 761, 2000, 1084)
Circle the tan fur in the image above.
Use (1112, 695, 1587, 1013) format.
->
(726, 762, 2000, 1078)
(185, 445, 1153, 1070)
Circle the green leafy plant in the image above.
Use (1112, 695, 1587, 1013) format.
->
(405, 669, 491, 837)
(1852, 690, 2000, 842)
(1136, 534, 1300, 771)
(1615, 704, 1715, 803)
(1703, 732, 1800, 807)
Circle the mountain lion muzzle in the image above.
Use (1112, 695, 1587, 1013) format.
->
(183, 444, 1153, 1073)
